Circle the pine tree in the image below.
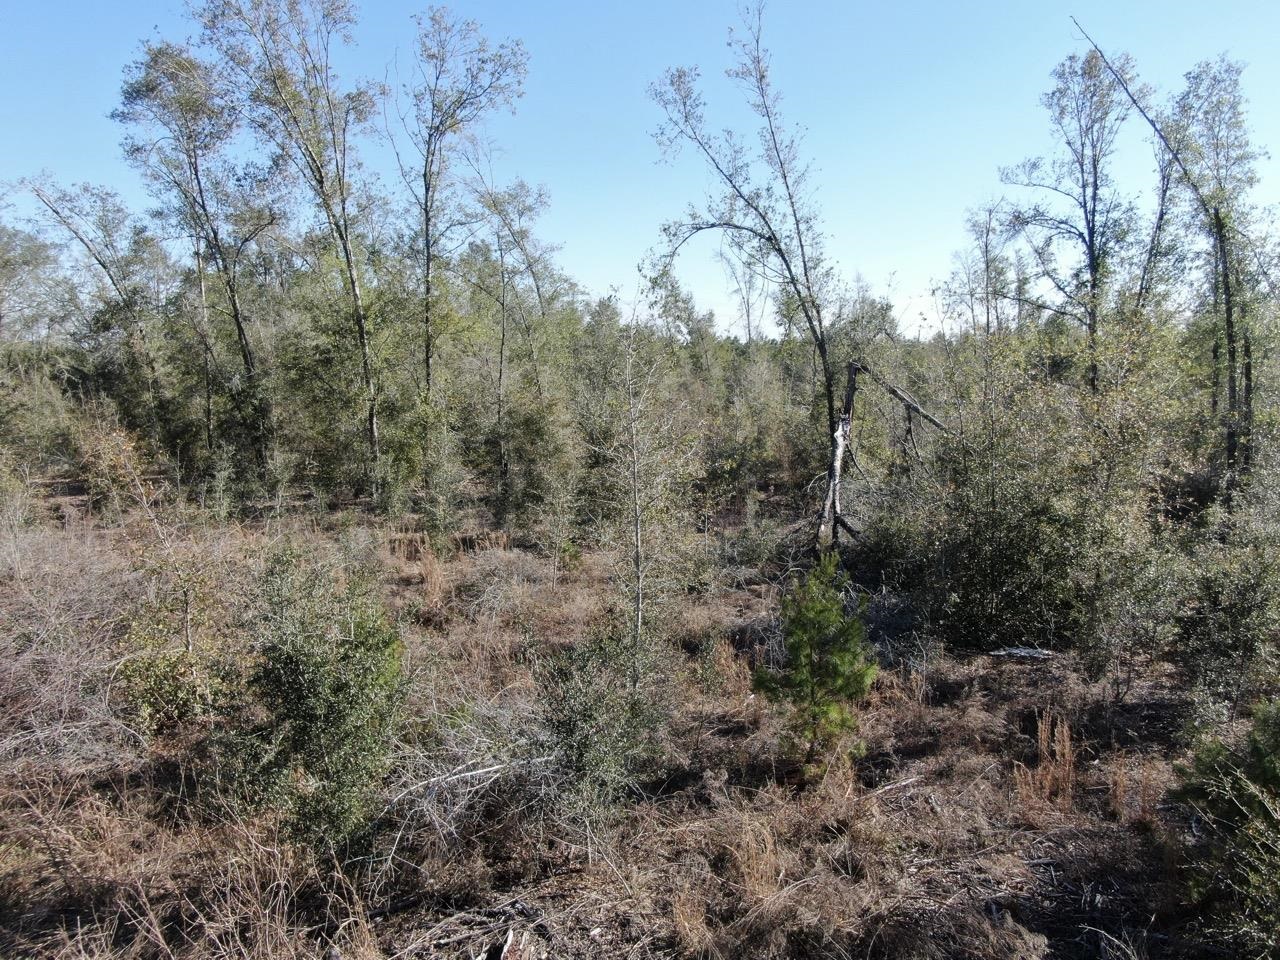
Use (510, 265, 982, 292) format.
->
(754, 552, 878, 764)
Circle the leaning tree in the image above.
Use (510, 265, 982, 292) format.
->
(650, 6, 945, 546)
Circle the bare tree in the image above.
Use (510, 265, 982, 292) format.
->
(610, 323, 699, 688)
(651, 7, 945, 548)
(1134, 138, 1180, 315)
(466, 164, 557, 402)
(651, 9, 838, 442)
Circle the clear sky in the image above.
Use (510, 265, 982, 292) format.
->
(3, 1, 1278, 336)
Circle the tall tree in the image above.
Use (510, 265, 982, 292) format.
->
(650, 8, 863, 550)
(395, 7, 527, 396)
(0, 223, 61, 344)
(467, 167, 558, 400)
(651, 9, 838, 442)
(115, 41, 279, 472)
(200, 0, 382, 483)
(1076, 23, 1266, 484)
(1173, 56, 1263, 478)
(1003, 50, 1135, 393)
(29, 183, 170, 440)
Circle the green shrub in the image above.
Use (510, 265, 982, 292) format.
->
(198, 444, 237, 521)
(1181, 700, 1280, 957)
(228, 550, 404, 845)
(1173, 538, 1280, 707)
(537, 631, 665, 806)
(414, 401, 469, 536)
(0, 352, 77, 470)
(0, 452, 34, 529)
(934, 475, 1085, 652)
(117, 557, 224, 738)
(120, 648, 223, 737)
(754, 552, 878, 764)
(78, 420, 157, 518)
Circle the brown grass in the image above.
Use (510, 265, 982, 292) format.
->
(1014, 710, 1077, 815)
(1, 493, 1201, 959)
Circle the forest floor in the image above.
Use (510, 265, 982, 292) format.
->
(371, 521, 1204, 959)
(1, 495, 1213, 959)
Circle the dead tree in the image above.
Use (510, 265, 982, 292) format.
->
(653, 7, 948, 550)
(816, 360, 949, 545)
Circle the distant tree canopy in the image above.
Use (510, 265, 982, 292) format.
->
(2, 2, 1276, 697)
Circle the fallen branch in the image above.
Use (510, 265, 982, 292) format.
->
(382, 754, 555, 813)
(853, 360, 949, 434)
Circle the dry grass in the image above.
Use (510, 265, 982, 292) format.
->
(0, 759, 384, 959)
(1, 494, 1205, 959)
(1105, 755, 1172, 827)
(1014, 710, 1077, 816)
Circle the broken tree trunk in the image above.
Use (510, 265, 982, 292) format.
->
(817, 362, 858, 545)
(815, 360, 950, 549)
(853, 359, 950, 433)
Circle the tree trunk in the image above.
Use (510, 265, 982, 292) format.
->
(628, 362, 645, 692)
(1242, 326, 1253, 477)
(423, 162, 435, 398)
(1213, 207, 1238, 474)
(333, 218, 381, 483)
(224, 276, 272, 472)
(495, 235, 510, 520)
(195, 248, 215, 454)
(817, 362, 858, 544)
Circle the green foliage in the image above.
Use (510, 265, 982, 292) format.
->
(537, 631, 665, 805)
(754, 552, 878, 762)
(197, 444, 238, 521)
(530, 460, 582, 585)
(1173, 533, 1280, 706)
(0, 452, 34, 529)
(118, 581, 223, 737)
(867, 318, 1186, 671)
(228, 550, 404, 845)
(1180, 701, 1280, 957)
(120, 648, 224, 737)
(76, 418, 161, 517)
(414, 400, 470, 536)
(0, 351, 78, 471)
(928, 366, 1091, 653)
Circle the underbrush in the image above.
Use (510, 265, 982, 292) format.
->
(0, 494, 1253, 959)
(1179, 699, 1280, 957)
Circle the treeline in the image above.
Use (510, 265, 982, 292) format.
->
(3, 1, 1280, 954)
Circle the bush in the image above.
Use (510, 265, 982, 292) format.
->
(1181, 700, 1280, 957)
(117, 551, 224, 738)
(934, 469, 1085, 652)
(77, 417, 168, 519)
(754, 552, 877, 764)
(0, 352, 77, 471)
(0, 452, 34, 529)
(1173, 534, 1280, 708)
(537, 631, 666, 806)
(225, 550, 404, 845)
(120, 647, 224, 738)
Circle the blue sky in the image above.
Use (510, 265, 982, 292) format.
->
(3, 1, 1278, 336)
